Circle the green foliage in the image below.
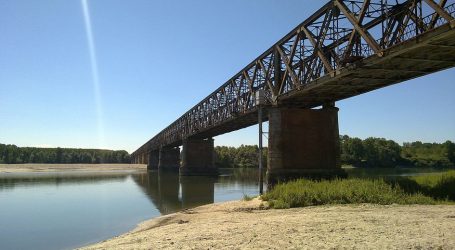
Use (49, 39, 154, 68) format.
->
(340, 135, 455, 168)
(263, 171, 455, 209)
(214, 136, 454, 169)
(242, 194, 255, 201)
(264, 179, 442, 209)
(393, 170, 455, 201)
(0, 143, 130, 164)
(214, 145, 267, 168)
(401, 141, 455, 168)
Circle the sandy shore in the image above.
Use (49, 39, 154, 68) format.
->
(81, 198, 455, 249)
(0, 163, 146, 173)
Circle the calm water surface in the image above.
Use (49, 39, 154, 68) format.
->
(0, 168, 259, 250)
(0, 167, 448, 250)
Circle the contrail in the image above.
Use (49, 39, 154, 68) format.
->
(81, 0, 105, 149)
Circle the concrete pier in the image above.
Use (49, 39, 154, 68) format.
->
(147, 150, 159, 170)
(158, 147, 180, 171)
(267, 105, 344, 184)
(140, 154, 148, 164)
(180, 138, 218, 176)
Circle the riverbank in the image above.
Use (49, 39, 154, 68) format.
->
(81, 198, 455, 249)
(0, 163, 146, 173)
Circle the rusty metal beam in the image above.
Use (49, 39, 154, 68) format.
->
(424, 0, 454, 23)
(334, 0, 383, 56)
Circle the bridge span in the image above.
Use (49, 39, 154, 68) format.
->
(132, 0, 455, 182)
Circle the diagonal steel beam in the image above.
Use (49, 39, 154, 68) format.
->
(343, 0, 370, 61)
(258, 59, 278, 98)
(429, 0, 448, 28)
(243, 70, 254, 92)
(424, 0, 454, 26)
(301, 26, 334, 74)
(279, 34, 301, 91)
(276, 45, 301, 90)
(335, 0, 383, 56)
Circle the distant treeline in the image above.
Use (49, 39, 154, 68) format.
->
(0, 144, 130, 164)
(340, 135, 455, 168)
(2, 135, 454, 168)
(215, 145, 267, 168)
(214, 136, 455, 169)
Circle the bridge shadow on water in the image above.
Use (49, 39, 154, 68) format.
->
(131, 169, 260, 215)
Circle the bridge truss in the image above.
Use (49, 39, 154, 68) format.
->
(133, 0, 455, 157)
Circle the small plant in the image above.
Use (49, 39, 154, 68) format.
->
(242, 194, 254, 201)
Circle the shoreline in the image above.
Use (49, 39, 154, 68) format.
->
(0, 163, 147, 174)
(81, 198, 455, 249)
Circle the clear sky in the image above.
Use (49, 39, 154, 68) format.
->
(0, 0, 454, 153)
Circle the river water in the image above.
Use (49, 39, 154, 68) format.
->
(0, 169, 259, 250)
(0, 167, 447, 250)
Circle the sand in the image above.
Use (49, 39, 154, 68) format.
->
(0, 163, 146, 173)
(81, 198, 455, 249)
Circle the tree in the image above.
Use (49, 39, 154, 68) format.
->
(444, 141, 455, 165)
(0, 143, 132, 164)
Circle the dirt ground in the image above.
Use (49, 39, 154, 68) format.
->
(0, 163, 146, 173)
(81, 198, 455, 249)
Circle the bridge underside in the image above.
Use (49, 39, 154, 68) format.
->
(280, 26, 455, 107)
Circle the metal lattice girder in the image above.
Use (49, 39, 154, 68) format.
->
(132, 0, 455, 158)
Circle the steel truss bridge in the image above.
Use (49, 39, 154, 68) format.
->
(132, 0, 455, 158)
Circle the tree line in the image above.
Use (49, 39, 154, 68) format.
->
(215, 145, 267, 168)
(2, 135, 454, 168)
(214, 136, 455, 168)
(0, 144, 130, 164)
(340, 135, 455, 168)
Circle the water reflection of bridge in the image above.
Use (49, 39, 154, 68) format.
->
(132, 169, 258, 215)
(132, 171, 215, 214)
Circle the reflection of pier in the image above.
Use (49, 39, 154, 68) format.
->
(180, 176, 214, 208)
(132, 171, 215, 214)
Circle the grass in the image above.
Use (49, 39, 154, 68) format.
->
(242, 194, 255, 201)
(393, 170, 455, 201)
(262, 170, 455, 209)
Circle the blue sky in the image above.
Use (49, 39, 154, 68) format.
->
(0, 0, 454, 153)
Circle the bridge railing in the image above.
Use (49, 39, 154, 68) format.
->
(133, 0, 455, 157)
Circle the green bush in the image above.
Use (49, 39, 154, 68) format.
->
(410, 170, 455, 200)
(262, 178, 445, 209)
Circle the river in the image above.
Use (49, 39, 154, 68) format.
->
(0, 167, 447, 250)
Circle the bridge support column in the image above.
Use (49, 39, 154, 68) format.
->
(147, 150, 159, 170)
(158, 147, 180, 171)
(141, 154, 146, 164)
(180, 138, 218, 176)
(267, 105, 345, 184)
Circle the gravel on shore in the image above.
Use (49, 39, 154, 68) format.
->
(81, 198, 455, 249)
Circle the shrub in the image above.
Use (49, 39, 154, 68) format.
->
(262, 178, 442, 209)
